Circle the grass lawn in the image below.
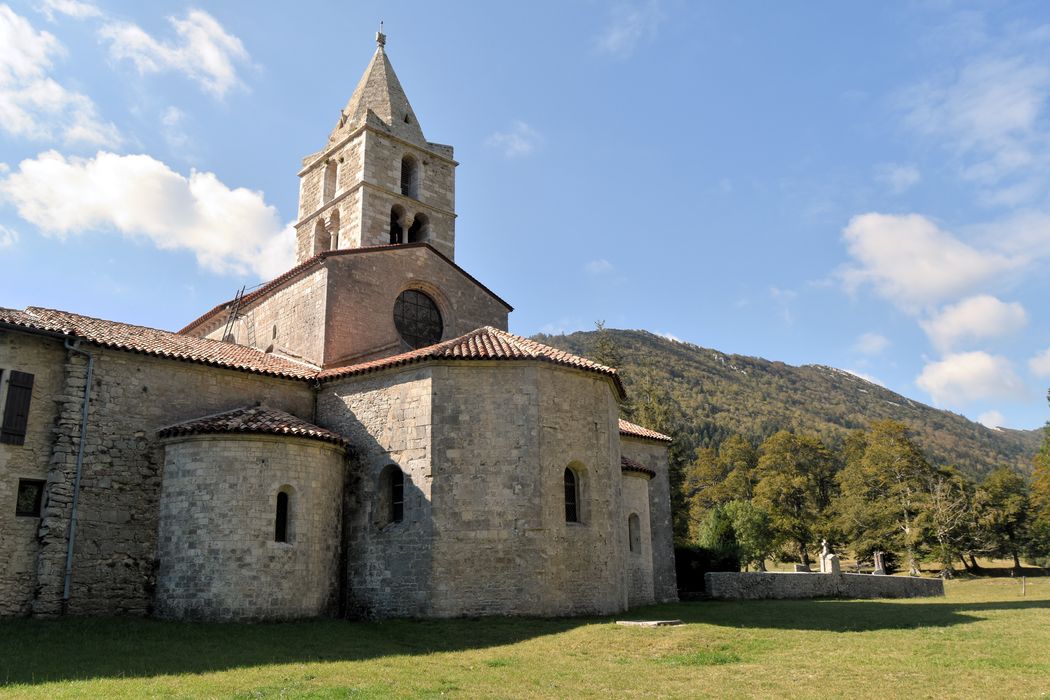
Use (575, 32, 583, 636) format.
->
(1, 577, 1048, 698)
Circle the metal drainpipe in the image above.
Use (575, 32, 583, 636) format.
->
(62, 338, 94, 604)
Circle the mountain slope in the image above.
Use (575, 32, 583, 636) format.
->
(533, 329, 1044, 480)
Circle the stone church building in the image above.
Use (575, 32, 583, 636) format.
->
(0, 34, 677, 621)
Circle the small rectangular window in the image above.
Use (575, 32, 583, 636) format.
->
(15, 479, 45, 517)
(1, 370, 34, 446)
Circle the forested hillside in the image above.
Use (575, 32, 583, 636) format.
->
(533, 329, 1043, 481)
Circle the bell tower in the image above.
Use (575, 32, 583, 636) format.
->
(293, 32, 457, 263)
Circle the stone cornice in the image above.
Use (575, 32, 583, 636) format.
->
(296, 181, 456, 230)
(298, 123, 458, 177)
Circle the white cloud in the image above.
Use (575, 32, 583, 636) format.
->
(840, 213, 1022, 311)
(916, 351, 1027, 406)
(593, 0, 664, 59)
(656, 331, 682, 343)
(901, 54, 1050, 187)
(36, 0, 100, 21)
(874, 163, 921, 193)
(977, 410, 1006, 429)
(0, 150, 294, 278)
(100, 10, 250, 98)
(160, 105, 192, 153)
(0, 5, 119, 146)
(855, 332, 890, 355)
(585, 258, 614, 276)
(485, 120, 541, 158)
(769, 286, 796, 324)
(0, 223, 17, 248)
(1030, 348, 1050, 378)
(920, 295, 1028, 351)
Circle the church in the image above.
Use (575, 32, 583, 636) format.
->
(0, 33, 677, 621)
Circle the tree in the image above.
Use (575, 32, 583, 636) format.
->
(720, 434, 760, 502)
(1029, 389, 1050, 565)
(683, 447, 724, 538)
(590, 320, 623, 369)
(752, 431, 838, 566)
(919, 466, 975, 578)
(835, 421, 935, 575)
(724, 500, 775, 571)
(977, 467, 1031, 570)
(697, 504, 739, 564)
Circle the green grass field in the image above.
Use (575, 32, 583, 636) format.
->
(1, 577, 1048, 698)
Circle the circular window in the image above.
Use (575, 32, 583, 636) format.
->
(393, 289, 443, 349)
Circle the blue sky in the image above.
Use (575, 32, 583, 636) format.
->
(1, 1, 1049, 430)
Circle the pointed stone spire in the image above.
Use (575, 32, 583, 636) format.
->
(329, 31, 426, 146)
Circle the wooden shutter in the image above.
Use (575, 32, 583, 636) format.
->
(1, 371, 34, 446)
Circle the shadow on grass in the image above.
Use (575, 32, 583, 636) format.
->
(2, 597, 1049, 686)
(0, 614, 587, 686)
(629, 597, 1050, 633)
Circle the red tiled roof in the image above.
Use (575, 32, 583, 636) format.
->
(619, 419, 672, 442)
(0, 307, 316, 380)
(179, 243, 513, 334)
(318, 326, 626, 397)
(1, 307, 626, 398)
(157, 405, 347, 446)
(621, 455, 656, 478)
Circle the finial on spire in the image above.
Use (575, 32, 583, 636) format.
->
(376, 21, 386, 48)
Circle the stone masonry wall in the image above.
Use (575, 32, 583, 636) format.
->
(0, 333, 65, 615)
(622, 472, 655, 608)
(200, 266, 329, 368)
(322, 247, 509, 366)
(705, 572, 945, 600)
(621, 437, 677, 603)
(295, 136, 366, 261)
(31, 344, 313, 616)
(428, 362, 627, 617)
(359, 187, 455, 260)
(154, 435, 344, 620)
(358, 130, 455, 259)
(317, 368, 434, 618)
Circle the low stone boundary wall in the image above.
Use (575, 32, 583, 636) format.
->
(705, 572, 944, 600)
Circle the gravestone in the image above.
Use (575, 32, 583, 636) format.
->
(872, 551, 886, 576)
(819, 539, 832, 573)
(793, 564, 810, 573)
(825, 553, 841, 574)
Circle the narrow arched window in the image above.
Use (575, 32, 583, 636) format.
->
(564, 468, 579, 523)
(313, 219, 330, 255)
(379, 465, 405, 526)
(407, 213, 429, 243)
(390, 469, 404, 523)
(323, 160, 338, 203)
(389, 205, 405, 245)
(628, 513, 641, 553)
(275, 491, 290, 542)
(400, 155, 418, 198)
(328, 209, 340, 250)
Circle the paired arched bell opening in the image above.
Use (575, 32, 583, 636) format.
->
(312, 209, 340, 255)
(389, 206, 429, 245)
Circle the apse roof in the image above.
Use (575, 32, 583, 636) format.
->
(318, 325, 626, 398)
(157, 405, 347, 446)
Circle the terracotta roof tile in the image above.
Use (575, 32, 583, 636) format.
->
(621, 455, 656, 478)
(179, 243, 512, 334)
(619, 419, 672, 443)
(158, 405, 347, 446)
(0, 307, 316, 380)
(319, 326, 626, 397)
(1, 307, 628, 400)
